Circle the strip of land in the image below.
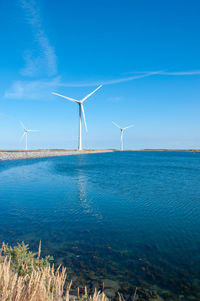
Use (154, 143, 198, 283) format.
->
(0, 149, 115, 161)
(0, 148, 199, 161)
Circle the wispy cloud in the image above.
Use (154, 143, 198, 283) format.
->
(4, 69, 200, 100)
(4, 72, 158, 100)
(4, 78, 60, 100)
(56, 71, 161, 87)
(19, 0, 57, 77)
(54, 70, 200, 87)
(124, 70, 200, 76)
(160, 70, 200, 75)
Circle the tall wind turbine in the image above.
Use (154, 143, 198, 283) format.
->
(52, 85, 102, 151)
(20, 121, 38, 151)
(112, 121, 133, 151)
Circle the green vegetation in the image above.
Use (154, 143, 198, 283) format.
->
(2, 241, 52, 276)
(0, 241, 115, 301)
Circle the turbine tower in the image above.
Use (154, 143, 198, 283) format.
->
(20, 121, 38, 151)
(112, 121, 133, 151)
(52, 85, 102, 151)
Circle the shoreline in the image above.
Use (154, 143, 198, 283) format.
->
(0, 149, 115, 161)
(0, 148, 199, 162)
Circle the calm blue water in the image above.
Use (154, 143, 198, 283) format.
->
(0, 151, 200, 299)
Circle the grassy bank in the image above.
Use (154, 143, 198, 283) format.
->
(0, 242, 136, 301)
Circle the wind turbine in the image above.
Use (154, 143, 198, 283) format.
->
(20, 121, 38, 151)
(52, 85, 102, 151)
(112, 121, 133, 151)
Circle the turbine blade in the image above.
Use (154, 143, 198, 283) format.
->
(28, 130, 39, 132)
(20, 121, 26, 130)
(112, 121, 121, 129)
(52, 92, 79, 103)
(81, 85, 102, 103)
(81, 104, 88, 132)
(20, 132, 26, 141)
(123, 125, 134, 130)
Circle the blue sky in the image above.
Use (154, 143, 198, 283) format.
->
(0, 0, 200, 149)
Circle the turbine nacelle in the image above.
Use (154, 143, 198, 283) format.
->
(112, 121, 133, 131)
(52, 85, 102, 104)
(112, 121, 133, 151)
(52, 85, 102, 150)
(20, 121, 38, 150)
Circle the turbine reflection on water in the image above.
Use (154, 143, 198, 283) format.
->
(76, 156, 103, 221)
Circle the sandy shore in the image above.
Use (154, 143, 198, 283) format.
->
(0, 149, 115, 161)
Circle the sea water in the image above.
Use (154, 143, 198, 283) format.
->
(0, 151, 200, 299)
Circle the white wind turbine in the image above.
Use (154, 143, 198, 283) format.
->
(112, 121, 133, 151)
(52, 85, 102, 151)
(20, 121, 38, 151)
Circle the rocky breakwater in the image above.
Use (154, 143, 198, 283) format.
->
(0, 149, 114, 161)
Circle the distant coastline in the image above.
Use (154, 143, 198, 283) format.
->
(128, 149, 200, 152)
(0, 148, 199, 161)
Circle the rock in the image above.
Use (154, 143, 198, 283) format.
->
(149, 297, 164, 301)
(69, 294, 78, 301)
(191, 278, 200, 288)
(88, 272, 98, 280)
(91, 280, 100, 291)
(104, 288, 116, 298)
(103, 279, 120, 291)
(187, 296, 198, 300)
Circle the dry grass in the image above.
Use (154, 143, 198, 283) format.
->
(0, 242, 112, 301)
(0, 256, 112, 301)
(0, 242, 139, 301)
(0, 256, 65, 300)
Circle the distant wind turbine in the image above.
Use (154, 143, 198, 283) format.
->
(112, 121, 133, 151)
(52, 85, 102, 150)
(20, 121, 38, 151)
